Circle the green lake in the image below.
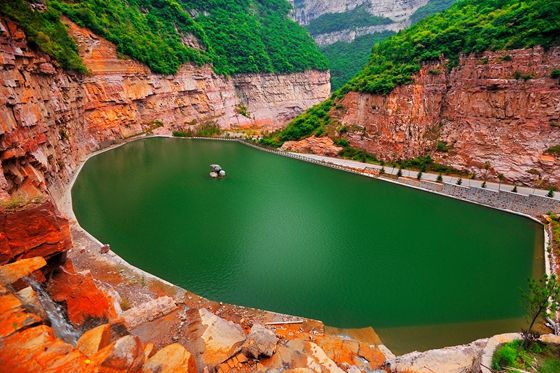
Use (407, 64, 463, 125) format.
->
(72, 138, 544, 355)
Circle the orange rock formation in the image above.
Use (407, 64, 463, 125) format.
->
(335, 47, 560, 186)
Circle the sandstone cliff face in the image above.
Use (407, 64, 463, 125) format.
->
(294, 0, 427, 45)
(0, 17, 329, 201)
(336, 47, 560, 186)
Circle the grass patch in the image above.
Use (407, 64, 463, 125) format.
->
(492, 340, 560, 372)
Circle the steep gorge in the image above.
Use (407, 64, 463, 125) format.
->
(0, 17, 330, 207)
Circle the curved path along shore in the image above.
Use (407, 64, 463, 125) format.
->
(52, 135, 559, 373)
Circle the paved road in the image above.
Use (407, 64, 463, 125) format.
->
(294, 153, 560, 201)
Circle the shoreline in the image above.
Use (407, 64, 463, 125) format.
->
(55, 134, 558, 357)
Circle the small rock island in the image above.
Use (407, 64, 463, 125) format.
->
(210, 164, 226, 178)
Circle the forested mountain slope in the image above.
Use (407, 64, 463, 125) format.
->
(0, 0, 328, 76)
(265, 0, 560, 186)
(300, 0, 459, 90)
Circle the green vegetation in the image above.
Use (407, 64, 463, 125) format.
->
(181, 0, 327, 75)
(551, 70, 560, 78)
(491, 273, 560, 371)
(519, 274, 560, 352)
(261, 98, 335, 146)
(492, 340, 560, 372)
(348, 0, 560, 94)
(456, 177, 462, 185)
(0, 0, 86, 72)
(546, 145, 560, 156)
(1, 0, 327, 76)
(320, 31, 395, 91)
(172, 121, 220, 137)
(548, 188, 556, 198)
(409, 0, 460, 25)
(436, 141, 452, 152)
(549, 213, 560, 253)
(305, 3, 393, 35)
(172, 131, 189, 137)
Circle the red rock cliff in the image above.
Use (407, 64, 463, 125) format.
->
(337, 47, 560, 186)
(0, 17, 330, 202)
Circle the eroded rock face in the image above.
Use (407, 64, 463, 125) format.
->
(336, 47, 560, 187)
(0, 199, 72, 265)
(45, 260, 112, 329)
(0, 16, 329, 204)
(0, 256, 46, 285)
(294, 0, 427, 46)
(280, 136, 343, 157)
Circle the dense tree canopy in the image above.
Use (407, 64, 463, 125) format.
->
(0, 0, 328, 75)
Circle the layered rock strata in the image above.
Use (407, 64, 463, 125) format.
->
(0, 17, 329, 201)
(330, 47, 560, 186)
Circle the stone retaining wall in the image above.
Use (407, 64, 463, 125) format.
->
(193, 137, 560, 217)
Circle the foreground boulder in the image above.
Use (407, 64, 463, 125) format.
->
(241, 323, 277, 358)
(142, 343, 197, 373)
(187, 308, 246, 369)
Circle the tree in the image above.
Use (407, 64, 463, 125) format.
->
(397, 167, 403, 177)
(484, 161, 491, 181)
(457, 177, 462, 185)
(482, 181, 487, 188)
(498, 173, 505, 191)
(417, 171, 423, 180)
(437, 173, 443, 182)
(518, 274, 560, 353)
(548, 187, 555, 198)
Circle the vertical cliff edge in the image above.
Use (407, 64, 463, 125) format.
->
(0, 17, 330, 205)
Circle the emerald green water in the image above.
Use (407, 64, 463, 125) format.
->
(72, 138, 544, 354)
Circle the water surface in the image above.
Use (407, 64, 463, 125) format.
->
(72, 138, 544, 354)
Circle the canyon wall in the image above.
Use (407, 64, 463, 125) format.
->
(0, 17, 330, 201)
(294, 0, 427, 45)
(336, 47, 560, 186)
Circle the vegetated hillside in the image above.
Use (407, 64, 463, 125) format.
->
(0, 0, 327, 75)
(349, 0, 559, 94)
(320, 31, 395, 91)
(274, 0, 560, 144)
(262, 0, 560, 184)
(311, 0, 459, 91)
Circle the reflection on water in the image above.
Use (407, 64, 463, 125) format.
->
(72, 138, 544, 354)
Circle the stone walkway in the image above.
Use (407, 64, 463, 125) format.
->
(296, 153, 560, 200)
